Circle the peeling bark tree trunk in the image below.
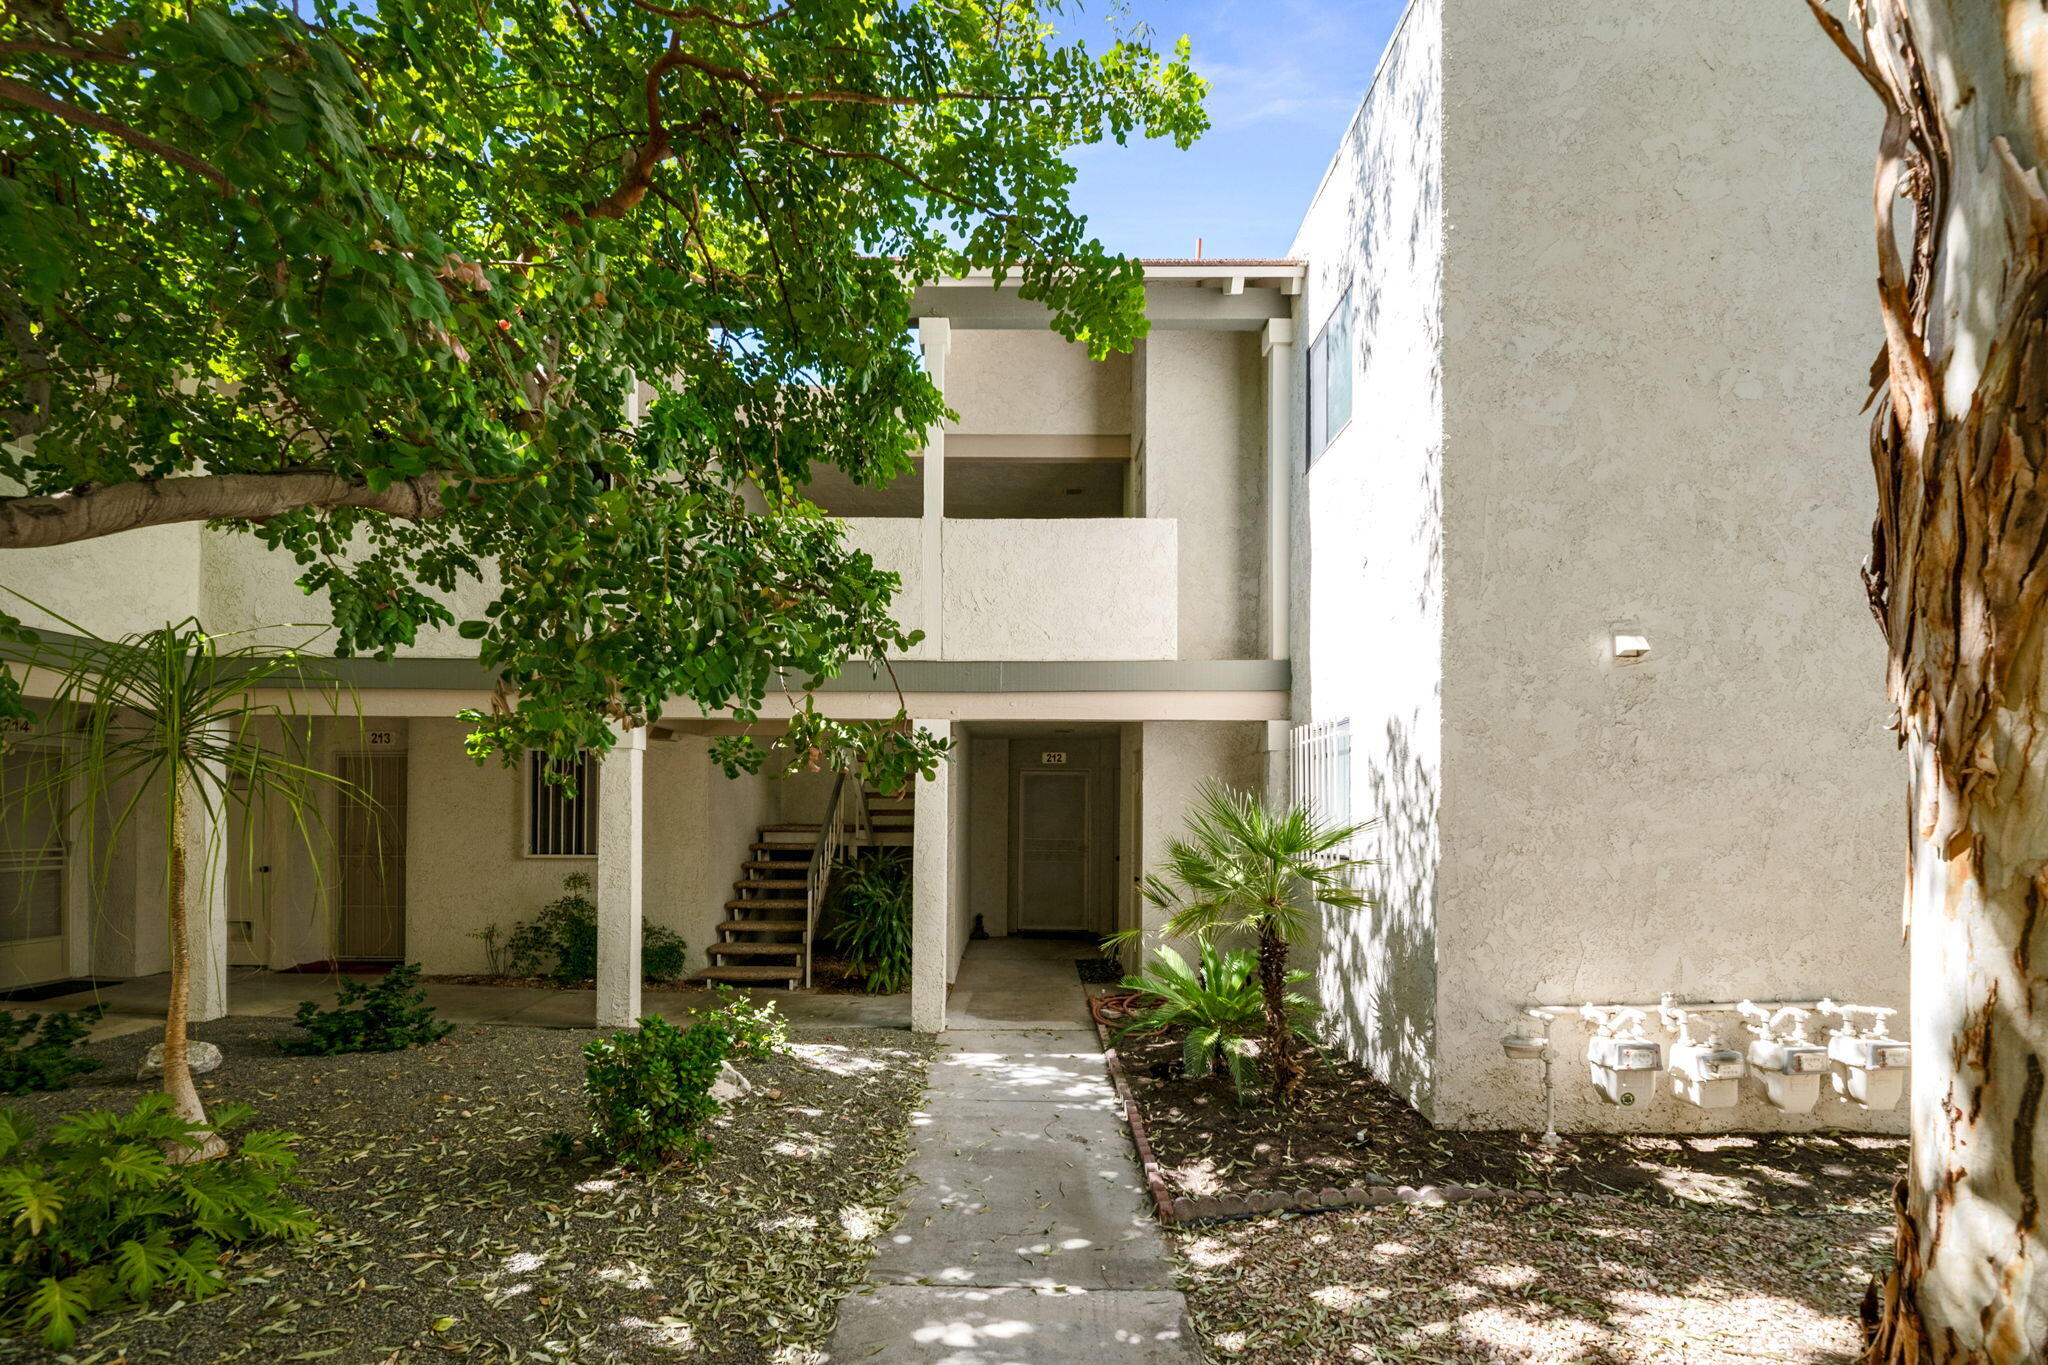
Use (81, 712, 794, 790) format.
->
(1810, 3, 2048, 1357)
(163, 774, 225, 1164)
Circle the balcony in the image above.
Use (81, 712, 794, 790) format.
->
(844, 518, 1178, 662)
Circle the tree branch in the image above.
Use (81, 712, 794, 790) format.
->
(0, 77, 229, 191)
(0, 471, 451, 549)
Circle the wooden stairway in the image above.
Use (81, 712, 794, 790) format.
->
(690, 785, 915, 988)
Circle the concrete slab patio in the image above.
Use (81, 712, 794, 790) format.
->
(14, 968, 910, 1042)
(827, 938, 1202, 1363)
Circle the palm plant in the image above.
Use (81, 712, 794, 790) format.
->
(1133, 781, 1372, 1101)
(3, 604, 356, 1160)
(1116, 942, 1315, 1100)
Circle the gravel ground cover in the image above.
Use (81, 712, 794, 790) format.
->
(1174, 1196, 1890, 1363)
(1112, 1025, 1905, 1214)
(0, 1017, 933, 1365)
(1110, 1023, 1903, 1362)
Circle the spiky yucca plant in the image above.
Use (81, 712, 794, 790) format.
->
(1133, 782, 1372, 1101)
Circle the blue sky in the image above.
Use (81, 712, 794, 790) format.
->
(1056, 0, 1406, 259)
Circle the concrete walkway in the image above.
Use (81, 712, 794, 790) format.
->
(827, 938, 1202, 1363)
(16, 968, 909, 1042)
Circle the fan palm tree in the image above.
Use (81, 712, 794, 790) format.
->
(1133, 781, 1372, 1101)
(3, 603, 357, 1160)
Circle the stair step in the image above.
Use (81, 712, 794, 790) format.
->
(707, 941, 805, 960)
(689, 965, 802, 985)
(760, 823, 822, 834)
(717, 918, 806, 934)
(743, 858, 809, 869)
(737, 878, 806, 890)
(750, 844, 812, 856)
(727, 897, 805, 910)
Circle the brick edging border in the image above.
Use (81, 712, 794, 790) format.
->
(1090, 1006, 1535, 1228)
(1093, 1012, 1181, 1225)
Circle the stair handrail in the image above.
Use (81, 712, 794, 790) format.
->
(804, 769, 856, 990)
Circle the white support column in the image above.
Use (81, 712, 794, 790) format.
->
(910, 718, 951, 1035)
(595, 726, 646, 1030)
(1262, 317, 1296, 662)
(183, 763, 230, 1023)
(917, 317, 952, 656)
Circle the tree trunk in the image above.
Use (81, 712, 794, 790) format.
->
(1809, 3, 2048, 1356)
(1256, 919, 1302, 1101)
(163, 774, 225, 1164)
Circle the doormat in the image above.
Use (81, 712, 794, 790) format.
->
(279, 960, 402, 974)
(0, 978, 117, 1003)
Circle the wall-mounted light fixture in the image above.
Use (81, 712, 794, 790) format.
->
(1611, 632, 1652, 663)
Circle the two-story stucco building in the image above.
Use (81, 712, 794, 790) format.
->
(1, 0, 1909, 1134)
(1, 261, 1302, 1036)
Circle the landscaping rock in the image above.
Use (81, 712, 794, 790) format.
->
(138, 1040, 221, 1079)
(709, 1060, 753, 1104)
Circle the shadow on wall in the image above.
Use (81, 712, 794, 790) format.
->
(1311, 713, 1439, 1116)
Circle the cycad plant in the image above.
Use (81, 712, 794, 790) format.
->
(3, 605, 355, 1159)
(1134, 782, 1372, 1101)
(1116, 942, 1315, 1100)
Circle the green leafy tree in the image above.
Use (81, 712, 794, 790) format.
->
(5, 608, 355, 1159)
(0, 0, 1207, 779)
(1131, 782, 1371, 1101)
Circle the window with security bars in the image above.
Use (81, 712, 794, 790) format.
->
(527, 752, 598, 857)
(1289, 718, 1353, 863)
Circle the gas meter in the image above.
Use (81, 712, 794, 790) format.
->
(1587, 1035, 1661, 1107)
(1739, 1002, 1831, 1113)
(1669, 1039, 1746, 1108)
(1821, 1001, 1911, 1111)
(1747, 1036, 1832, 1112)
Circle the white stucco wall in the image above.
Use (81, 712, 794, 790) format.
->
(4, 526, 200, 638)
(840, 518, 932, 661)
(943, 332, 1131, 436)
(941, 519, 1177, 660)
(1139, 333, 1265, 659)
(1135, 721, 1263, 954)
(1291, 0, 1445, 1116)
(1301, 0, 1902, 1132)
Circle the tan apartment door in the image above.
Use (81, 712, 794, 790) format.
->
(1010, 738, 1117, 934)
(0, 748, 69, 989)
(337, 754, 407, 960)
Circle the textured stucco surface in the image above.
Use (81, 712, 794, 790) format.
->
(1291, 0, 1445, 1117)
(1136, 721, 1263, 955)
(1139, 332, 1266, 659)
(943, 331, 1131, 436)
(941, 518, 1177, 661)
(840, 518, 932, 660)
(1434, 0, 1899, 1133)
(5, 524, 199, 638)
(1297, 0, 1905, 1132)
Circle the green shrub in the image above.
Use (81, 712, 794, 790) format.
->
(0, 1096, 313, 1348)
(1116, 943, 1315, 1100)
(0, 1004, 108, 1095)
(825, 851, 911, 994)
(278, 963, 454, 1056)
(706, 988, 789, 1059)
(505, 874, 689, 984)
(568, 1016, 732, 1170)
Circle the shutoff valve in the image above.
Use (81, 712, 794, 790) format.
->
(1739, 1002, 1830, 1113)
(1583, 1006, 1661, 1107)
(1820, 1000, 1910, 1111)
(1661, 999, 1745, 1109)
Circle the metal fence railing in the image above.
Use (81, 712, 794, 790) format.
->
(1289, 717, 1353, 862)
